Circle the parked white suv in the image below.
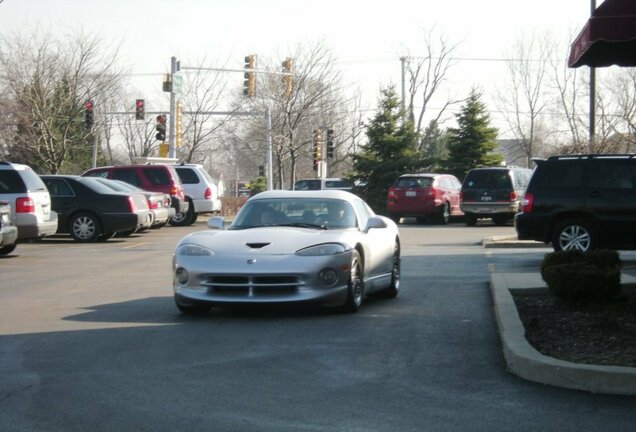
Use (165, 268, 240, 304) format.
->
(172, 163, 222, 226)
(0, 162, 58, 240)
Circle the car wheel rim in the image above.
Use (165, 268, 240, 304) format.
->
(392, 246, 400, 290)
(351, 258, 363, 306)
(559, 225, 591, 251)
(73, 216, 95, 240)
(172, 212, 185, 223)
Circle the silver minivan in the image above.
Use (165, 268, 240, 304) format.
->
(0, 162, 58, 240)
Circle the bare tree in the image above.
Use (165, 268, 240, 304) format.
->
(236, 42, 347, 189)
(403, 27, 461, 147)
(177, 57, 234, 165)
(0, 30, 124, 173)
(497, 32, 553, 167)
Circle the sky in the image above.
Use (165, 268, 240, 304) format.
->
(0, 0, 599, 133)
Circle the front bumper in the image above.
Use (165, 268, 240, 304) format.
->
(173, 251, 353, 307)
(1, 225, 18, 247)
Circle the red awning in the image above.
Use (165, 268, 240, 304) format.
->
(568, 0, 636, 68)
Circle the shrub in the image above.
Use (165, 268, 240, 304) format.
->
(540, 249, 622, 302)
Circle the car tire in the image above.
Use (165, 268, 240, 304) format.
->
(389, 214, 401, 224)
(552, 218, 596, 252)
(342, 250, 364, 313)
(175, 298, 211, 315)
(437, 202, 450, 225)
(97, 232, 116, 241)
(416, 217, 427, 225)
(377, 242, 400, 299)
(492, 215, 509, 226)
(170, 201, 195, 227)
(465, 213, 477, 226)
(0, 244, 17, 255)
(69, 212, 101, 242)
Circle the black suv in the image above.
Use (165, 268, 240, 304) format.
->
(460, 166, 532, 226)
(515, 154, 636, 252)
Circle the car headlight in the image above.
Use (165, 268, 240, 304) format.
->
(176, 244, 214, 256)
(296, 243, 347, 256)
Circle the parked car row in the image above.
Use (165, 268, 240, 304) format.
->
(386, 166, 534, 226)
(0, 161, 224, 251)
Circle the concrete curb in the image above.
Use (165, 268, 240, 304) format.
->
(490, 272, 636, 395)
(482, 236, 548, 248)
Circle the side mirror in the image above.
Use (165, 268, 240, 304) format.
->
(207, 216, 225, 230)
(364, 216, 387, 232)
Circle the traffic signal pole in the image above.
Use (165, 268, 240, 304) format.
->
(168, 56, 178, 159)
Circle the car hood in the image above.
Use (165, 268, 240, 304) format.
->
(178, 227, 357, 255)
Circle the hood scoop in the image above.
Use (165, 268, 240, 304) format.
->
(246, 242, 270, 249)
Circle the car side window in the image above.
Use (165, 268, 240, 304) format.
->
(589, 160, 636, 190)
(533, 161, 584, 191)
(0, 170, 26, 193)
(112, 169, 141, 186)
(143, 168, 170, 186)
(43, 178, 74, 197)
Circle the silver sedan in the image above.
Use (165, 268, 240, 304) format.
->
(172, 190, 401, 314)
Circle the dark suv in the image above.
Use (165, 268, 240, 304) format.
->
(460, 166, 533, 226)
(515, 154, 636, 252)
(82, 164, 188, 225)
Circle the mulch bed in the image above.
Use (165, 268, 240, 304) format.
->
(513, 291, 636, 367)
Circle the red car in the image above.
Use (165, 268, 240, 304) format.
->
(386, 173, 463, 224)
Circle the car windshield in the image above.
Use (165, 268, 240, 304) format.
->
(230, 197, 357, 230)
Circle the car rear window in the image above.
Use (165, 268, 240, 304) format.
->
(395, 177, 433, 188)
(175, 167, 199, 184)
(531, 161, 584, 191)
(0, 170, 27, 193)
(463, 170, 512, 189)
(143, 167, 171, 186)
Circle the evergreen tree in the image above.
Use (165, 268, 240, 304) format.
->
(445, 89, 503, 180)
(420, 119, 449, 172)
(350, 86, 423, 214)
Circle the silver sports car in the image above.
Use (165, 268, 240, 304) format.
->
(172, 190, 401, 314)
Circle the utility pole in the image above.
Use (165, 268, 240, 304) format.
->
(168, 56, 179, 159)
(589, 0, 597, 151)
(400, 56, 407, 117)
(265, 106, 273, 190)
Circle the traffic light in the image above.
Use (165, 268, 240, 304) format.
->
(312, 129, 322, 171)
(84, 100, 94, 130)
(258, 165, 265, 177)
(155, 115, 167, 141)
(282, 58, 293, 97)
(326, 129, 334, 159)
(135, 99, 145, 120)
(243, 54, 256, 97)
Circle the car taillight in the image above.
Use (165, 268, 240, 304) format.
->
(16, 197, 35, 213)
(509, 191, 517, 202)
(148, 199, 158, 209)
(521, 193, 534, 213)
(127, 196, 136, 212)
(459, 191, 464, 201)
(387, 188, 397, 200)
(204, 187, 212, 200)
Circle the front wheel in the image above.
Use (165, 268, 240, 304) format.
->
(0, 244, 17, 255)
(69, 212, 101, 242)
(377, 242, 400, 299)
(341, 250, 364, 313)
(552, 219, 596, 252)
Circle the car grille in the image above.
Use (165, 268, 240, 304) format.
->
(202, 275, 302, 296)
